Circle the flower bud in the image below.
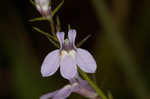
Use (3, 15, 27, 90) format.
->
(35, 0, 51, 17)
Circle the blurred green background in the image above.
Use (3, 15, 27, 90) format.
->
(0, 0, 150, 99)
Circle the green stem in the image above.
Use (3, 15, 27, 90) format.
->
(48, 18, 56, 36)
(52, 0, 64, 17)
(79, 69, 108, 99)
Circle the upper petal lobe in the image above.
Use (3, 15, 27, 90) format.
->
(68, 29, 76, 47)
(56, 32, 65, 48)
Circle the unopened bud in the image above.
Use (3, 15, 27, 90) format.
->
(35, 0, 51, 17)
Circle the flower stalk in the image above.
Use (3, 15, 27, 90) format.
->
(79, 69, 108, 99)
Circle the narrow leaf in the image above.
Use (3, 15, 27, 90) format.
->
(52, 0, 64, 17)
(77, 34, 91, 47)
(29, 17, 48, 22)
(30, 0, 35, 6)
(32, 26, 57, 41)
(47, 37, 59, 48)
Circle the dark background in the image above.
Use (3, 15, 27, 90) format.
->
(0, 0, 150, 99)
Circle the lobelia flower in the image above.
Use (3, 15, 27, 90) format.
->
(40, 76, 98, 99)
(41, 29, 97, 80)
(35, 0, 51, 17)
(40, 85, 72, 99)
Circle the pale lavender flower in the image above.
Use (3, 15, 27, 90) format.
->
(40, 76, 98, 99)
(41, 29, 97, 79)
(40, 85, 72, 99)
(35, 0, 51, 17)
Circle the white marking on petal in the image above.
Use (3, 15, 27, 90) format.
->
(72, 83, 78, 87)
(69, 50, 76, 59)
(76, 48, 97, 73)
(64, 85, 72, 89)
(41, 50, 60, 77)
(61, 50, 68, 59)
(61, 50, 76, 60)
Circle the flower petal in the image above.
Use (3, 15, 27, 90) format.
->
(71, 82, 80, 92)
(68, 29, 76, 46)
(56, 32, 65, 48)
(40, 90, 58, 99)
(60, 55, 77, 79)
(78, 80, 95, 93)
(76, 48, 97, 73)
(72, 80, 98, 98)
(41, 50, 60, 77)
(53, 85, 72, 99)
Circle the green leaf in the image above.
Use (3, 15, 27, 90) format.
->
(77, 34, 91, 47)
(32, 26, 57, 41)
(29, 17, 48, 22)
(47, 37, 59, 48)
(52, 0, 64, 17)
